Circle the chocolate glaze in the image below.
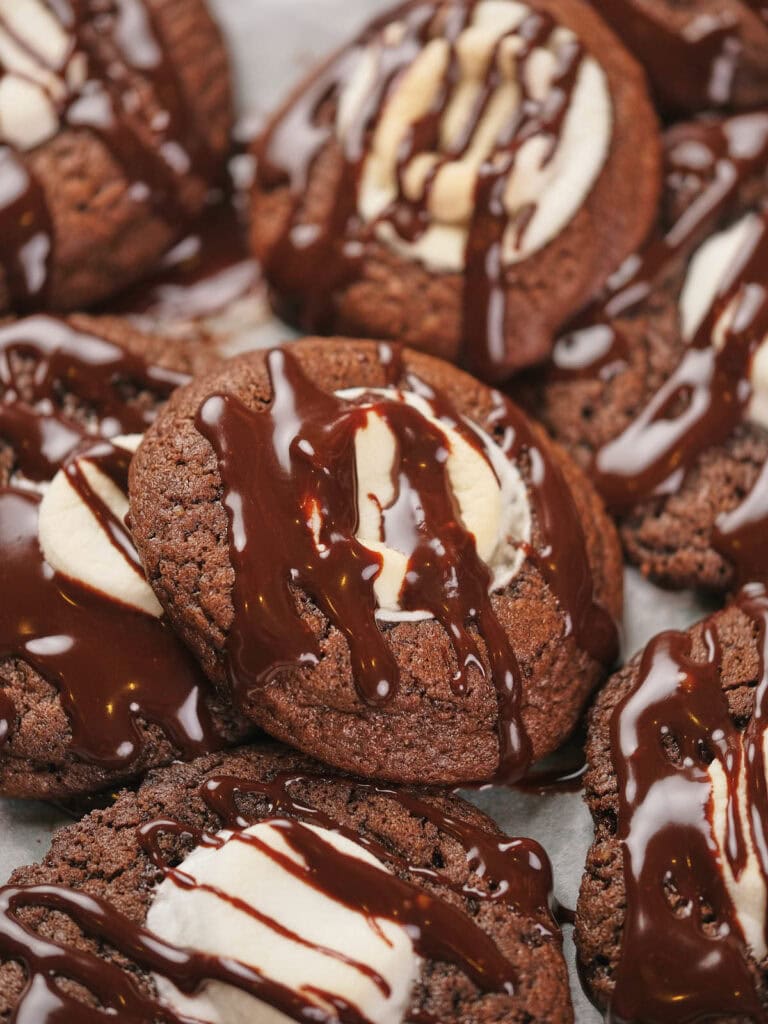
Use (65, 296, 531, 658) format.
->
(257, 0, 597, 379)
(0, 485, 223, 767)
(0, 315, 187, 483)
(0, 0, 219, 309)
(607, 583, 768, 1022)
(196, 348, 616, 783)
(0, 769, 555, 1023)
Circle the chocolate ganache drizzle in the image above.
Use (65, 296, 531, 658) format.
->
(608, 583, 768, 1023)
(257, 0, 598, 379)
(0, 773, 561, 1023)
(0, 315, 187, 483)
(196, 346, 616, 783)
(0, 0, 219, 308)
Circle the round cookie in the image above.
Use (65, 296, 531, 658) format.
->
(517, 111, 768, 593)
(0, 742, 574, 1024)
(0, 0, 233, 313)
(590, 0, 768, 115)
(576, 583, 768, 1021)
(129, 338, 622, 786)
(250, 0, 661, 381)
(0, 313, 251, 800)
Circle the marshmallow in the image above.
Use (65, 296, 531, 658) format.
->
(341, 0, 612, 272)
(147, 820, 422, 1024)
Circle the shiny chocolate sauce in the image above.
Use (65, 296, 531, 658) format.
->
(257, 0, 591, 379)
(608, 583, 768, 1022)
(0, 485, 223, 766)
(0, 0, 219, 308)
(0, 315, 187, 483)
(196, 347, 616, 783)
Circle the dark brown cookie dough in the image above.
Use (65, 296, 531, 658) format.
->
(590, 0, 768, 116)
(0, 0, 233, 314)
(129, 338, 622, 785)
(250, 0, 660, 381)
(576, 588, 768, 1020)
(516, 112, 768, 593)
(0, 742, 574, 1024)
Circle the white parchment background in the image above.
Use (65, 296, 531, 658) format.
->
(0, 4, 712, 1019)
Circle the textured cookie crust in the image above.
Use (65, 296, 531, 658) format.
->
(0, 313, 251, 800)
(250, 0, 661, 378)
(0, 743, 574, 1024)
(576, 603, 768, 1017)
(0, 0, 233, 314)
(129, 338, 623, 785)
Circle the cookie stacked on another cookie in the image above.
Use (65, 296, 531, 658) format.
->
(129, 338, 622, 785)
(250, 0, 661, 380)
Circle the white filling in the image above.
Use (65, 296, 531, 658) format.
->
(340, 0, 612, 272)
(146, 821, 422, 1024)
(37, 434, 162, 617)
(0, 0, 85, 150)
(332, 388, 531, 622)
(679, 211, 768, 431)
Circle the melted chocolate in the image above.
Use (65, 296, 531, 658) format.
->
(0, 486, 223, 767)
(0, 0, 219, 309)
(257, 0, 593, 379)
(196, 348, 616, 783)
(608, 584, 768, 1022)
(0, 315, 188, 482)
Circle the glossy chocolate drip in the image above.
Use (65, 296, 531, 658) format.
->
(0, 486, 223, 767)
(198, 771, 556, 923)
(608, 585, 768, 1022)
(0, 315, 187, 482)
(257, 0, 593, 377)
(0, 0, 219, 309)
(594, 205, 768, 510)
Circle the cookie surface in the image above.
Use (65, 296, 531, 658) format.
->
(0, 742, 573, 1024)
(577, 584, 768, 1021)
(591, 0, 768, 115)
(518, 112, 768, 593)
(250, 0, 660, 380)
(0, 0, 232, 313)
(130, 338, 621, 785)
(0, 313, 250, 800)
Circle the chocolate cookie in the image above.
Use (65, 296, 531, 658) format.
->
(250, 0, 661, 381)
(0, 742, 573, 1024)
(0, 0, 233, 314)
(576, 583, 768, 1021)
(590, 0, 768, 115)
(129, 338, 622, 786)
(0, 314, 251, 800)
(517, 111, 768, 593)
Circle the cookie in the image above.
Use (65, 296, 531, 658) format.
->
(250, 0, 661, 381)
(590, 0, 768, 115)
(0, 742, 573, 1023)
(0, 314, 251, 800)
(129, 338, 622, 786)
(517, 111, 768, 593)
(0, 0, 233, 314)
(576, 583, 768, 1021)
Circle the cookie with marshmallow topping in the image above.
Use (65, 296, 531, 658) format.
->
(250, 0, 660, 380)
(0, 742, 574, 1023)
(0, 0, 232, 313)
(129, 338, 622, 785)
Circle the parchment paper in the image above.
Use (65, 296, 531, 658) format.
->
(0, 4, 712, 1019)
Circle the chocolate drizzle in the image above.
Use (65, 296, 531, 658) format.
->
(0, 0, 219, 308)
(196, 347, 616, 782)
(0, 770, 561, 1023)
(608, 584, 768, 1022)
(257, 0, 595, 378)
(0, 484, 224, 768)
(0, 315, 188, 483)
